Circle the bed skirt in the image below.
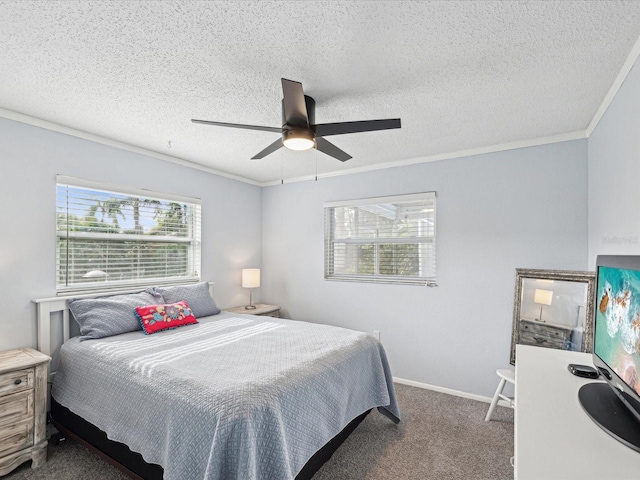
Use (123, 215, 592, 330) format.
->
(50, 398, 370, 480)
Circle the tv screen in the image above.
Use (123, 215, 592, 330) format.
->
(580, 256, 640, 452)
(594, 264, 640, 398)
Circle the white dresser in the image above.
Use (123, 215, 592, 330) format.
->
(515, 345, 640, 479)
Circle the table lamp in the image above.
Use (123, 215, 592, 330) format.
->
(534, 288, 553, 322)
(242, 268, 260, 310)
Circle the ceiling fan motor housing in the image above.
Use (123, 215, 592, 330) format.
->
(281, 95, 316, 149)
(282, 95, 316, 129)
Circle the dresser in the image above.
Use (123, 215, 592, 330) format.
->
(0, 348, 51, 476)
(518, 318, 572, 351)
(225, 304, 281, 318)
(515, 345, 639, 479)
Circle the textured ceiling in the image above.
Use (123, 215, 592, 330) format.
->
(1, 1, 640, 184)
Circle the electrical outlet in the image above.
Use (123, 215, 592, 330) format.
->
(373, 330, 380, 341)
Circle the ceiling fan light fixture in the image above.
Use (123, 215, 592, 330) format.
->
(282, 129, 315, 151)
(193, 79, 400, 161)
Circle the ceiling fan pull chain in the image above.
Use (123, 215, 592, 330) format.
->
(281, 157, 284, 185)
(315, 148, 318, 182)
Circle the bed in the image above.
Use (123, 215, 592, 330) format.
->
(34, 284, 400, 480)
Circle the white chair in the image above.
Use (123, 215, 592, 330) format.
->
(485, 368, 515, 421)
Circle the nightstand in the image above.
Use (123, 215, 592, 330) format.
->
(0, 347, 51, 476)
(226, 304, 281, 318)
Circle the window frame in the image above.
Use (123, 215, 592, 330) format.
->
(56, 175, 202, 295)
(324, 192, 437, 286)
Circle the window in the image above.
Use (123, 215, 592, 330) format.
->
(56, 175, 201, 293)
(324, 192, 436, 286)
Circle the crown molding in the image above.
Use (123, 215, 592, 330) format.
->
(0, 107, 261, 186)
(0, 107, 590, 188)
(260, 130, 587, 186)
(586, 33, 640, 137)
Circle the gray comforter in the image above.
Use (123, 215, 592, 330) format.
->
(52, 312, 400, 479)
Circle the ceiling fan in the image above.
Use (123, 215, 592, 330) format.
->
(191, 78, 401, 162)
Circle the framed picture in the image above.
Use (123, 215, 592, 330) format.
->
(510, 268, 596, 365)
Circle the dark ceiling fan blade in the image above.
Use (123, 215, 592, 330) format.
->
(251, 138, 283, 160)
(313, 118, 401, 137)
(281, 79, 309, 128)
(191, 119, 281, 133)
(315, 137, 352, 162)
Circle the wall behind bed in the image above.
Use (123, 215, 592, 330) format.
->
(0, 116, 262, 352)
(261, 139, 588, 398)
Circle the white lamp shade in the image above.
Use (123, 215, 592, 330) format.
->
(242, 269, 260, 288)
(534, 288, 553, 306)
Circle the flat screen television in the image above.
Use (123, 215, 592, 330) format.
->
(579, 255, 640, 452)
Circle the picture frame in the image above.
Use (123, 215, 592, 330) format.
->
(510, 268, 596, 365)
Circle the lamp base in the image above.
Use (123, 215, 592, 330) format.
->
(245, 305, 257, 310)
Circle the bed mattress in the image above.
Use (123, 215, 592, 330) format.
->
(52, 312, 400, 480)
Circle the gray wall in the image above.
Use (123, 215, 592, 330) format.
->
(262, 140, 588, 397)
(0, 117, 262, 352)
(0, 105, 596, 398)
(589, 55, 640, 265)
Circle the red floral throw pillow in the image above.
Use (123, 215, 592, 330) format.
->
(135, 301, 198, 335)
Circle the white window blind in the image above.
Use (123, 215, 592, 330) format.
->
(56, 175, 201, 294)
(324, 192, 436, 286)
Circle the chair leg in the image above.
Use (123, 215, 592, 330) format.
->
(485, 377, 506, 422)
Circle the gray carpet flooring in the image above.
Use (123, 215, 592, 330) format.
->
(5, 384, 514, 479)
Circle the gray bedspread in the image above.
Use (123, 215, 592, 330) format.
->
(52, 312, 400, 480)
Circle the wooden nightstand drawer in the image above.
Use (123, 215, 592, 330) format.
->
(0, 348, 50, 475)
(0, 369, 33, 397)
(0, 417, 33, 458)
(0, 390, 34, 428)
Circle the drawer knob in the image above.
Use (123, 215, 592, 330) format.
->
(14, 379, 22, 385)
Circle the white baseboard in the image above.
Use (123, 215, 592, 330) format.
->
(393, 376, 512, 408)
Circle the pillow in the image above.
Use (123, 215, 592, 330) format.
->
(135, 301, 198, 335)
(154, 282, 221, 318)
(69, 289, 164, 340)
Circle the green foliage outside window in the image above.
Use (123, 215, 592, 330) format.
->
(57, 183, 199, 290)
(325, 193, 436, 285)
